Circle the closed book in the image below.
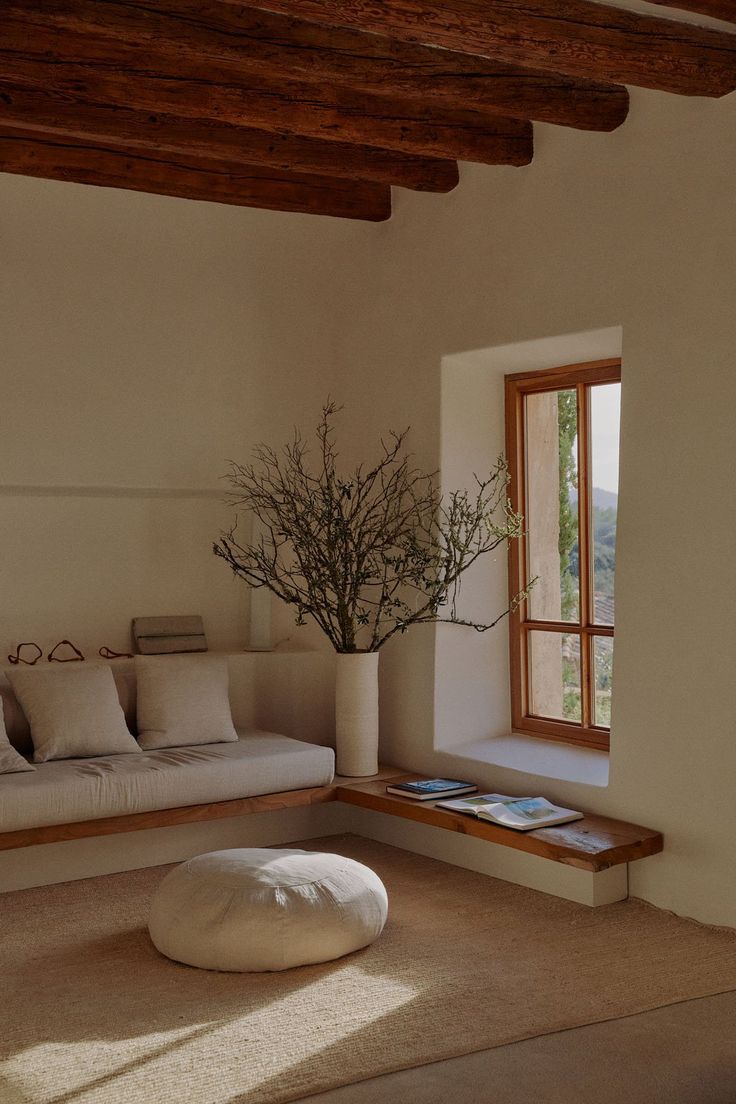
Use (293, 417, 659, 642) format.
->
(386, 778, 478, 801)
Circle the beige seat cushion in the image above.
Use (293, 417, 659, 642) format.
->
(8, 664, 140, 763)
(0, 732, 335, 833)
(135, 654, 238, 750)
(148, 848, 388, 972)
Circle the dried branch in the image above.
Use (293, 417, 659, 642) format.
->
(214, 401, 531, 653)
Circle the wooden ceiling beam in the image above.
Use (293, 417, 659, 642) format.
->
(647, 1, 736, 21)
(247, 0, 736, 97)
(0, 56, 533, 167)
(0, 0, 629, 132)
(0, 88, 457, 194)
(0, 127, 392, 220)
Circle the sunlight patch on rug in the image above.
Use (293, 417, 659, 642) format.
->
(3, 957, 419, 1104)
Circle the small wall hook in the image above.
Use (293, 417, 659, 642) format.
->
(99, 646, 133, 659)
(47, 640, 85, 663)
(7, 642, 42, 666)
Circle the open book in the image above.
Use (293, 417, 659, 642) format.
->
(435, 792, 583, 831)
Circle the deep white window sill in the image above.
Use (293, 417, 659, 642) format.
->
(453, 733, 609, 788)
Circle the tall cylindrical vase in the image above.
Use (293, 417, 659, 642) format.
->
(335, 651, 379, 777)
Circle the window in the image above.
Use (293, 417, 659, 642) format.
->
(505, 359, 621, 750)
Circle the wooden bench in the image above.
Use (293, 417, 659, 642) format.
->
(334, 776, 663, 874)
(0, 769, 663, 875)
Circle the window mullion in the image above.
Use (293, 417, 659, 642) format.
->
(577, 383, 592, 729)
(506, 378, 532, 725)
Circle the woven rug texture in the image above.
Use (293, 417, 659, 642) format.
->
(2, 833, 736, 1104)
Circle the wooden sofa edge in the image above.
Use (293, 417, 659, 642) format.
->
(0, 767, 407, 852)
(0, 784, 341, 851)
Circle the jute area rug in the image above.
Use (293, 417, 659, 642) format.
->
(2, 834, 736, 1104)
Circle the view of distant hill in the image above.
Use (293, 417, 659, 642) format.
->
(570, 486, 618, 511)
(568, 486, 617, 600)
(592, 486, 618, 510)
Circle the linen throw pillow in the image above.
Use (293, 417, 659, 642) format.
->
(8, 664, 140, 763)
(0, 701, 35, 774)
(135, 654, 238, 750)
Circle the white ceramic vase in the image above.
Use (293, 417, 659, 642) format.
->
(335, 652, 379, 777)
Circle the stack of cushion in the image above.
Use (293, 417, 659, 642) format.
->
(0, 655, 334, 833)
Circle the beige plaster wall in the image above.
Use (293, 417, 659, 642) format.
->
(0, 173, 382, 740)
(0, 174, 381, 664)
(347, 87, 736, 926)
(1, 80, 735, 924)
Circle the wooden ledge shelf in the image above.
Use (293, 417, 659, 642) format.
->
(0, 768, 662, 871)
(335, 778, 663, 873)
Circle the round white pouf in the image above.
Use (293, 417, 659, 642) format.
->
(148, 847, 388, 972)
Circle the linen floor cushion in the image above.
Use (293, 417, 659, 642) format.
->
(148, 848, 388, 972)
(0, 700, 34, 774)
(8, 664, 140, 763)
(135, 654, 238, 750)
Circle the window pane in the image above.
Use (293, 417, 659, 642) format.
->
(528, 630, 581, 723)
(525, 389, 579, 622)
(593, 635, 614, 727)
(590, 382, 620, 625)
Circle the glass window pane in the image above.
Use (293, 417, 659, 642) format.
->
(593, 635, 614, 727)
(525, 389, 579, 623)
(590, 382, 620, 625)
(528, 630, 581, 723)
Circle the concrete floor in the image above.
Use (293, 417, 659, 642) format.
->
(297, 990, 736, 1104)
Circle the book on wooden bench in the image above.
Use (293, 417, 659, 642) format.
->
(436, 793, 583, 831)
(385, 779, 478, 801)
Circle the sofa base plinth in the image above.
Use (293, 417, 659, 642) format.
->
(0, 803, 352, 892)
(0, 802, 627, 907)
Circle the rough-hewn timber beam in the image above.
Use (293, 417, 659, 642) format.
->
(0, 88, 457, 194)
(0, 56, 533, 166)
(0, 127, 392, 220)
(648, 1, 736, 21)
(1, 0, 628, 132)
(247, 0, 736, 96)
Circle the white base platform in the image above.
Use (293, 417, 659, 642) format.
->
(0, 800, 628, 906)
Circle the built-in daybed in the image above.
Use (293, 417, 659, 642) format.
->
(0, 661, 334, 850)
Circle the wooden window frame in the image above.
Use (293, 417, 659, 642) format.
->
(505, 358, 621, 752)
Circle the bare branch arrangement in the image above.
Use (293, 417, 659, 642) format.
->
(214, 402, 530, 653)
